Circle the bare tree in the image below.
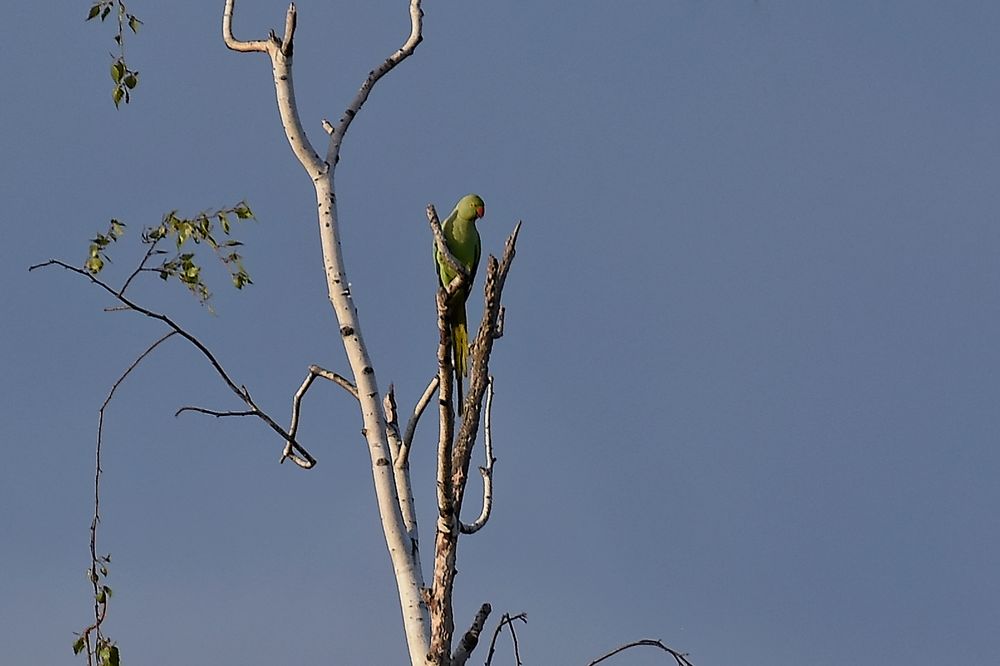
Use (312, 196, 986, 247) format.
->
(42, 2, 694, 665)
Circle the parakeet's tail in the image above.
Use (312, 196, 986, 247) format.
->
(452, 312, 469, 416)
(453, 321, 469, 377)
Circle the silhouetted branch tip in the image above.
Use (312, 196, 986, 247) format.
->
(586, 639, 695, 666)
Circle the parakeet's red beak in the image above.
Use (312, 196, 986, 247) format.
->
(476, 205, 485, 219)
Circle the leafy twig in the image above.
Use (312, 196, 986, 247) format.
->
(86, 1, 142, 107)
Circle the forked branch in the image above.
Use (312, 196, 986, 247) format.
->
(223, 2, 432, 662)
(484, 612, 528, 666)
(428, 221, 521, 664)
(30, 259, 316, 467)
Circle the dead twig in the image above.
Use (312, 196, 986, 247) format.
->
(484, 612, 527, 666)
(451, 602, 492, 665)
(587, 639, 695, 666)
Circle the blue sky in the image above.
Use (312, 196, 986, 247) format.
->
(3, 1, 999, 664)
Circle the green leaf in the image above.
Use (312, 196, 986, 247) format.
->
(124, 73, 137, 89)
(87, 4, 101, 20)
(108, 645, 121, 666)
(112, 86, 124, 107)
(111, 61, 125, 83)
(86, 256, 105, 274)
(129, 15, 141, 33)
(101, 5, 111, 21)
(234, 204, 253, 220)
(73, 636, 87, 655)
(110, 219, 126, 238)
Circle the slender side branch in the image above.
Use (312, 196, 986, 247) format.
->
(308, 364, 359, 398)
(458, 375, 496, 534)
(399, 374, 438, 466)
(451, 602, 492, 666)
(79, 331, 177, 663)
(484, 613, 528, 666)
(587, 640, 696, 666)
(175, 406, 255, 418)
(384, 385, 422, 566)
(327, 0, 423, 165)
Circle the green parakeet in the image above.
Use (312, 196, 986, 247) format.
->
(434, 194, 485, 414)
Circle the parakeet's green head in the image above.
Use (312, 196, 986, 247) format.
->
(456, 194, 485, 221)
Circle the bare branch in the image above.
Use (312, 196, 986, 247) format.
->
(459, 376, 495, 535)
(32, 259, 316, 468)
(174, 406, 256, 418)
(327, 0, 423, 165)
(280, 2, 296, 57)
(383, 385, 422, 568)
(309, 364, 359, 398)
(222, 0, 270, 52)
(451, 602, 491, 666)
(224, 0, 323, 177)
(399, 374, 438, 467)
(587, 639, 696, 666)
(281, 363, 357, 468)
(82, 331, 177, 662)
(429, 287, 459, 663)
(485, 613, 528, 666)
(429, 222, 521, 663)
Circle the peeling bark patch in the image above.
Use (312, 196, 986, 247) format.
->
(340, 325, 354, 337)
(376, 457, 389, 466)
